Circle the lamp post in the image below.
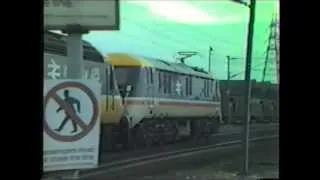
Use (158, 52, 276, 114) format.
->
(208, 46, 214, 73)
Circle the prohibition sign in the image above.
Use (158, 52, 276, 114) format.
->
(44, 81, 99, 142)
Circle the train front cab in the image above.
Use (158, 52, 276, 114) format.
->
(100, 63, 130, 152)
(103, 54, 146, 150)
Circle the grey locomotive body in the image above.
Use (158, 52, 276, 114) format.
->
(107, 53, 222, 146)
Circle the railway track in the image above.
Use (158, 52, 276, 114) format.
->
(43, 124, 278, 180)
(75, 135, 278, 180)
(99, 124, 278, 163)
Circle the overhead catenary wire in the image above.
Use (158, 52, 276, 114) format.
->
(122, 16, 271, 59)
(229, 60, 268, 79)
(122, 17, 205, 53)
(123, 16, 267, 51)
(101, 13, 275, 80)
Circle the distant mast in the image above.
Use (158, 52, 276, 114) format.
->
(275, 16, 279, 84)
(261, 14, 279, 84)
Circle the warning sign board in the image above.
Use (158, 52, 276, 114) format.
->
(43, 79, 101, 172)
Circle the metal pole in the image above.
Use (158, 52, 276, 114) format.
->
(67, 33, 83, 79)
(227, 56, 231, 81)
(63, 25, 89, 79)
(227, 56, 231, 124)
(208, 47, 213, 73)
(242, 0, 256, 177)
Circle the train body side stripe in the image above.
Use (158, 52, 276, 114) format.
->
(125, 97, 220, 108)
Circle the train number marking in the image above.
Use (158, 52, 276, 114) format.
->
(83, 68, 101, 85)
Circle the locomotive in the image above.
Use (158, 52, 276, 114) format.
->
(44, 31, 222, 152)
(106, 53, 222, 149)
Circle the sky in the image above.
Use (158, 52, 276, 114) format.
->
(81, 0, 279, 82)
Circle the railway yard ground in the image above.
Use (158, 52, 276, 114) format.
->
(135, 138, 279, 180)
(43, 123, 279, 180)
(217, 123, 278, 134)
(77, 137, 278, 180)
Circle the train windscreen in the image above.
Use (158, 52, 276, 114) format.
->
(114, 67, 140, 97)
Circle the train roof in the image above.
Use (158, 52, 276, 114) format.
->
(44, 31, 105, 63)
(107, 53, 213, 79)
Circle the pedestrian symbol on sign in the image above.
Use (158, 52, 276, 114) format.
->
(55, 89, 81, 133)
(44, 81, 99, 142)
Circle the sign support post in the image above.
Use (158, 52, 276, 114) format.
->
(67, 33, 83, 79)
(62, 25, 89, 79)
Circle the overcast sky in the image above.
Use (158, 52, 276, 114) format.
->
(82, 0, 279, 82)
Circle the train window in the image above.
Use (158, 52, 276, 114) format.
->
(204, 80, 207, 97)
(150, 68, 154, 84)
(158, 71, 162, 92)
(205, 80, 207, 97)
(168, 74, 172, 94)
(105, 67, 109, 111)
(211, 80, 215, 98)
(189, 76, 192, 96)
(208, 80, 210, 96)
(178, 121, 187, 126)
(114, 67, 141, 97)
(216, 80, 221, 100)
(105, 67, 109, 91)
(185, 76, 192, 96)
(185, 77, 189, 96)
(207, 79, 210, 97)
(146, 68, 150, 84)
(164, 73, 167, 94)
(211, 80, 216, 101)
(83, 50, 105, 62)
(110, 67, 114, 91)
(204, 79, 207, 97)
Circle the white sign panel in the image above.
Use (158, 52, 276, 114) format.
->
(44, 0, 119, 30)
(43, 79, 101, 172)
